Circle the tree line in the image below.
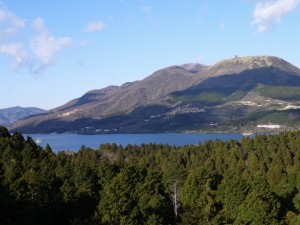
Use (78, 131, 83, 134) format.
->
(1, 125, 300, 224)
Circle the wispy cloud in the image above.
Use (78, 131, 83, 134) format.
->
(252, 0, 300, 33)
(30, 17, 72, 73)
(0, 4, 25, 39)
(0, 43, 27, 69)
(84, 21, 104, 33)
(0, 3, 72, 74)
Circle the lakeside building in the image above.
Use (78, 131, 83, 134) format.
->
(257, 124, 281, 129)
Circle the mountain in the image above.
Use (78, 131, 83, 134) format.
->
(0, 107, 46, 126)
(9, 56, 300, 133)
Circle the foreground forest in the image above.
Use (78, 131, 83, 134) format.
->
(1, 126, 300, 224)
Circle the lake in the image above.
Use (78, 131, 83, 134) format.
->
(24, 133, 248, 153)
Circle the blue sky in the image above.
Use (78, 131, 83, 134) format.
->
(0, 0, 300, 110)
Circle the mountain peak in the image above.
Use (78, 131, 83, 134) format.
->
(216, 55, 281, 67)
(0, 106, 46, 126)
(206, 55, 300, 77)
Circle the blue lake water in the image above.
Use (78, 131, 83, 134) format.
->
(24, 133, 248, 153)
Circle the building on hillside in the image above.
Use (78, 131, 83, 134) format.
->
(257, 124, 281, 129)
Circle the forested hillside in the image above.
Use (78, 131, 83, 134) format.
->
(1, 126, 300, 224)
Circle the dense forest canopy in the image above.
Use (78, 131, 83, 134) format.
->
(1, 125, 300, 224)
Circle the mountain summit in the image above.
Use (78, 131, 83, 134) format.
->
(205, 56, 300, 77)
(10, 56, 300, 133)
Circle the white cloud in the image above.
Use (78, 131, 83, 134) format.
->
(32, 17, 48, 35)
(0, 4, 25, 39)
(252, 0, 300, 33)
(0, 4, 73, 74)
(84, 21, 104, 32)
(0, 43, 27, 69)
(30, 17, 72, 71)
(0, 4, 27, 69)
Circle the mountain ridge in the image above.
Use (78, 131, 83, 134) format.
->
(9, 55, 300, 133)
(0, 107, 46, 126)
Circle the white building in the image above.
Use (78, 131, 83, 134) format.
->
(257, 124, 281, 129)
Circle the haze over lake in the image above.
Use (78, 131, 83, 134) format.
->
(25, 133, 247, 153)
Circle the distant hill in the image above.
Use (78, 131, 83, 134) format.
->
(0, 107, 46, 126)
(9, 56, 300, 133)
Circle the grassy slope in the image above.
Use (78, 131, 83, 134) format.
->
(256, 85, 300, 100)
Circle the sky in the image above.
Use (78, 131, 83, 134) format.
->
(0, 0, 300, 110)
